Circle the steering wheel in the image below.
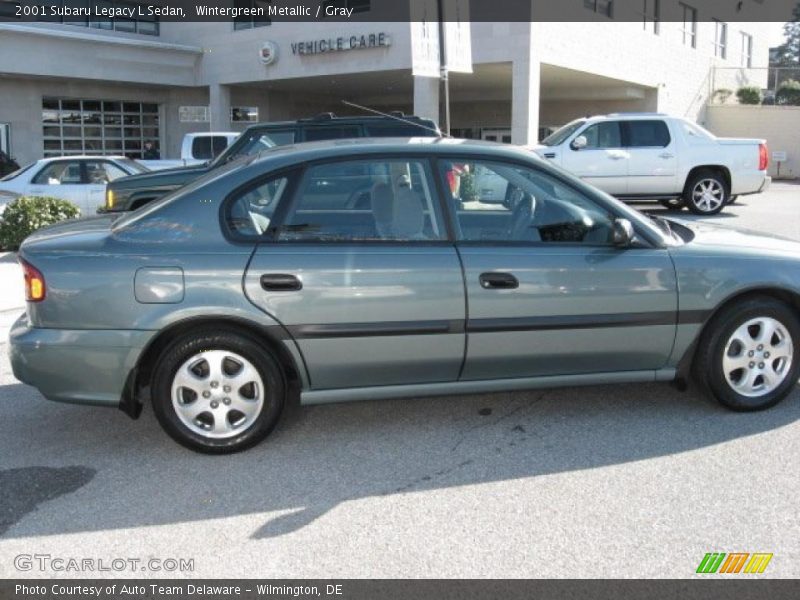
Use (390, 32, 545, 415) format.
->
(504, 193, 535, 241)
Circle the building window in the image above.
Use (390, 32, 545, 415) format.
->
(231, 107, 259, 122)
(713, 19, 728, 59)
(740, 32, 753, 67)
(20, 1, 159, 35)
(680, 3, 697, 48)
(42, 97, 159, 159)
(641, 0, 660, 34)
(584, 0, 613, 18)
(233, 0, 271, 30)
(321, 0, 371, 16)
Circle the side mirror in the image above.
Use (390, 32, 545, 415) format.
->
(571, 135, 588, 150)
(612, 218, 635, 247)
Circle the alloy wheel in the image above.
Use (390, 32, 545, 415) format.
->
(691, 179, 725, 213)
(171, 350, 265, 438)
(722, 317, 794, 398)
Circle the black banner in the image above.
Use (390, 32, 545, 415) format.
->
(3, 580, 800, 600)
(0, 0, 797, 23)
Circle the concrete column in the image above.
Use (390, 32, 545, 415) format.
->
(510, 24, 540, 145)
(511, 56, 541, 145)
(209, 83, 231, 131)
(413, 75, 440, 124)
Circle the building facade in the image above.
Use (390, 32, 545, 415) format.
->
(0, 0, 771, 164)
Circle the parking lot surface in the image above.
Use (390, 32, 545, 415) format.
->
(1, 184, 800, 578)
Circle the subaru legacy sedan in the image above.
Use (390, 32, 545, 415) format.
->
(10, 139, 800, 453)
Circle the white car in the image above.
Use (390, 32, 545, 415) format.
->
(0, 156, 148, 215)
(528, 113, 770, 215)
(138, 132, 239, 171)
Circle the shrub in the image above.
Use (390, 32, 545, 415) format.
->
(736, 86, 762, 105)
(776, 79, 800, 106)
(712, 88, 733, 104)
(0, 196, 79, 250)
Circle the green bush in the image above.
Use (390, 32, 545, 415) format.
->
(736, 86, 762, 105)
(712, 88, 733, 104)
(776, 79, 800, 106)
(0, 196, 79, 250)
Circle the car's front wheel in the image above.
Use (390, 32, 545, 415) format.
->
(684, 170, 729, 215)
(151, 329, 285, 453)
(696, 297, 800, 411)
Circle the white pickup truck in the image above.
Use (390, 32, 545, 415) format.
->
(527, 113, 770, 215)
(139, 132, 239, 171)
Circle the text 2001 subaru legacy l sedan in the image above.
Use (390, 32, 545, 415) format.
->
(10, 139, 800, 453)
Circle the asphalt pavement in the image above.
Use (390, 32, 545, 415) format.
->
(1, 184, 800, 579)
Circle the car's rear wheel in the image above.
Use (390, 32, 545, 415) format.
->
(684, 170, 728, 215)
(151, 329, 285, 453)
(695, 297, 800, 411)
(659, 198, 684, 211)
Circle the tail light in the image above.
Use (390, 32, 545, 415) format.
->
(20, 259, 45, 302)
(106, 189, 115, 209)
(759, 143, 769, 171)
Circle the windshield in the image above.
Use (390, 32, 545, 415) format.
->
(116, 158, 149, 174)
(0, 163, 34, 182)
(210, 130, 292, 167)
(541, 119, 585, 146)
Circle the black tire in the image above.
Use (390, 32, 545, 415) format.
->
(727, 195, 739, 205)
(683, 169, 729, 216)
(151, 329, 285, 454)
(659, 198, 684, 211)
(694, 297, 800, 411)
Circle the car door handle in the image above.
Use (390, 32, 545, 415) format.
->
(260, 274, 302, 291)
(659, 152, 674, 159)
(479, 272, 519, 290)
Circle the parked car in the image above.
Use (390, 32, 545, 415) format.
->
(528, 113, 770, 215)
(102, 113, 441, 213)
(10, 139, 800, 453)
(138, 132, 239, 171)
(0, 156, 148, 215)
(0, 150, 19, 178)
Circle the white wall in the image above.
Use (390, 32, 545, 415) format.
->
(705, 105, 800, 179)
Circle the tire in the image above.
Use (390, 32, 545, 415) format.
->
(727, 195, 739, 205)
(695, 297, 800, 411)
(659, 198, 684, 211)
(151, 329, 285, 453)
(683, 170, 729, 215)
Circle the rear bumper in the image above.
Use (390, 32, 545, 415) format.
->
(9, 313, 154, 408)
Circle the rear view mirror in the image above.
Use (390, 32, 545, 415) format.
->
(571, 135, 588, 150)
(612, 218, 635, 247)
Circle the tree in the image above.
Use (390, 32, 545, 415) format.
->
(774, 3, 800, 65)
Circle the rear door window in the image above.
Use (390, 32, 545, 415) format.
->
(302, 126, 361, 142)
(625, 120, 671, 148)
(32, 161, 85, 185)
(278, 158, 445, 242)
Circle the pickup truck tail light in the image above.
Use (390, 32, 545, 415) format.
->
(20, 258, 46, 302)
(106, 189, 115, 209)
(759, 143, 769, 171)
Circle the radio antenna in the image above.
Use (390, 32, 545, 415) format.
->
(341, 100, 449, 137)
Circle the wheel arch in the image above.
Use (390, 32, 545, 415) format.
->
(676, 286, 800, 380)
(121, 315, 305, 419)
(683, 165, 732, 195)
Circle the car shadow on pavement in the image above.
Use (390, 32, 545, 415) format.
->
(1, 380, 799, 540)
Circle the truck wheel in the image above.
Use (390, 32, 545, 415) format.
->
(659, 198, 684, 211)
(727, 195, 739, 205)
(684, 170, 728, 216)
